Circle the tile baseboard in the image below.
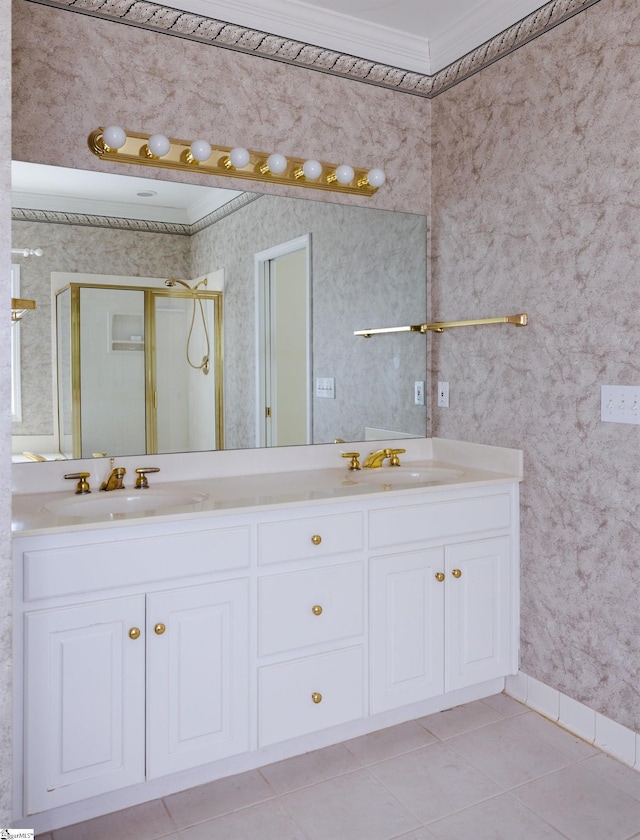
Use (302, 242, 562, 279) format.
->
(506, 672, 640, 771)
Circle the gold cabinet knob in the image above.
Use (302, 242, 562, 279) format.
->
(154, 622, 166, 635)
(129, 627, 141, 640)
(452, 569, 462, 579)
(312, 604, 323, 616)
(435, 572, 445, 582)
(311, 534, 322, 546)
(311, 692, 323, 704)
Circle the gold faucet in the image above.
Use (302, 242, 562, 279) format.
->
(363, 448, 406, 468)
(100, 461, 126, 491)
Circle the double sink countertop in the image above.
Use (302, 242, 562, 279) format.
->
(12, 438, 523, 536)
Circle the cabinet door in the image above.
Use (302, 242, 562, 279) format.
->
(146, 579, 249, 779)
(24, 596, 146, 815)
(445, 537, 512, 692)
(370, 548, 445, 713)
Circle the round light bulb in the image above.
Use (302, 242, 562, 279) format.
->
(103, 125, 126, 150)
(148, 134, 171, 157)
(266, 152, 287, 175)
(302, 159, 322, 180)
(190, 139, 212, 162)
(229, 147, 250, 168)
(367, 167, 386, 188)
(335, 164, 355, 185)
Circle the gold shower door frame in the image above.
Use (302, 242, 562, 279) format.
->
(145, 287, 224, 454)
(60, 282, 224, 458)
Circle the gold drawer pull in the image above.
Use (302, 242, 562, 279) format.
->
(312, 604, 323, 616)
(311, 692, 323, 704)
(435, 572, 445, 582)
(129, 627, 141, 640)
(154, 622, 166, 635)
(311, 534, 322, 546)
(452, 569, 462, 579)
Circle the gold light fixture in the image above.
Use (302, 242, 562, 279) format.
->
(89, 127, 386, 196)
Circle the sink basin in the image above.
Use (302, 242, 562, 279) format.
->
(351, 466, 465, 485)
(43, 489, 208, 520)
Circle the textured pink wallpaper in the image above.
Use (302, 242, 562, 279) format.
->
(432, 0, 640, 730)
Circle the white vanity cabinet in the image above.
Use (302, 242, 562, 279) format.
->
(16, 519, 251, 815)
(13, 466, 520, 833)
(369, 487, 517, 714)
(256, 510, 366, 747)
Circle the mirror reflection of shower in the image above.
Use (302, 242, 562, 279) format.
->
(165, 277, 211, 375)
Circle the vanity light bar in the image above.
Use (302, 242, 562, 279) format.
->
(355, 313, 528, 337)
(88, 127, 386, 197)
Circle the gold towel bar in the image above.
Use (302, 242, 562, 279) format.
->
(355, 313, 528, 338)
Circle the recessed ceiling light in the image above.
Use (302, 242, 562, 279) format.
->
(136, 190, 157, 197)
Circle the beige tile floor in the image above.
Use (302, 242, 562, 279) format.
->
(35, 694, 640, 840)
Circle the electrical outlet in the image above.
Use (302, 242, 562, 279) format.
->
(601, 385, 640, 424)
(437, 381, 449, 408)
(414, 381, 425, 405)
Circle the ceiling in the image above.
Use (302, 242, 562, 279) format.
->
(167, 0, 550, 74)
(12, 162, 242, 226)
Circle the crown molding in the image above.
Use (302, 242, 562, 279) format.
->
(12, 193, 261, 234)
(24, 0, 602, 97)
(430, 0, 552, 73)
(168, 0, 431, 74)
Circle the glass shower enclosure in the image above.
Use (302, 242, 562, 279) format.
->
(56, 282, 223, 459)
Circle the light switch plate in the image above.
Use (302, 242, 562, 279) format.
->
(601, 385, 640, 424)
(315, 377, 335, 399)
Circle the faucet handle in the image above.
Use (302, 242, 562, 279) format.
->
(64, 472, 91, 495)
(135, 466, 160, 489)
(342, 452, 361, 471)
(388, 448, 406, 466)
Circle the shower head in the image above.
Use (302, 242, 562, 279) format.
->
(165, 278, 191, 289)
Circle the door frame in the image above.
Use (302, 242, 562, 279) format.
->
(254, 234, 312, 447)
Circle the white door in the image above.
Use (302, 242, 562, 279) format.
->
(24, 597, 146, 814)
(255, 236, 311, 447)
(445, 537, 512, 691)
(370, 548, 445, 713)
(146, 580, 249, 778)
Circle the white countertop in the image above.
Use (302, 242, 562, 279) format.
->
(12, 439, 523, 536)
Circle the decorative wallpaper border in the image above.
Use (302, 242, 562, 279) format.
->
(12, 192, 261, 234)
(27, 0, 602, 97)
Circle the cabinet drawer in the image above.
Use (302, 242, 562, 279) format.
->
(258, 562, 363, 656)
(23, 526, 251, 600)
(257, 512, 363, 566)
(258, 646, 364, 746)
(369, 492, 512, 549)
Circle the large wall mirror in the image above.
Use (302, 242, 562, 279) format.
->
(11, 161, 427, 462)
